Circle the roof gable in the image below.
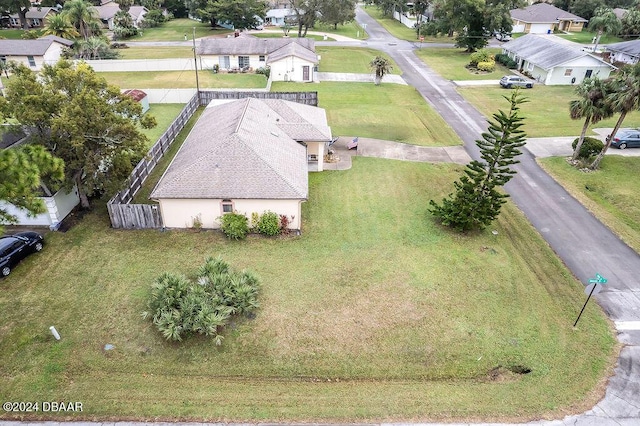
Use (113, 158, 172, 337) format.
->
(197, 35, 315, 58)
(150, 98, 333, 200)
(502, 34, 612, 70)
(266, 40, 317, 64)
(510, 3, 587, 23)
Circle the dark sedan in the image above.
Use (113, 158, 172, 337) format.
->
(0, 232, 44, 277)
(610, 129, 640, 149)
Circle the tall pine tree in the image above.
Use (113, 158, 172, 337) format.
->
(429, 91, 527, 232)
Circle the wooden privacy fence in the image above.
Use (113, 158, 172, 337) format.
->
(107, 90, 319, 229)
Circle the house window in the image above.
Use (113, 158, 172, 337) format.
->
(31, 18, 41, 27)
(526, 62, 533, 71)
(9, 18, 19, 26)
(238, 56, 250, 68)
(219, 55, 230, 69)
(259, 55, 265, 62)
(221, 199, 233, 214)
(27, 56, 36, 67)
(564, 69, 573, 76)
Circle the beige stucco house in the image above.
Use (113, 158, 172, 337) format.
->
(197, 35, 318, 82)
(150, 97, 332, 230)
(511, 3, 587, 34)
(0, 36, 73, 70)
(502, 34, 615, 85)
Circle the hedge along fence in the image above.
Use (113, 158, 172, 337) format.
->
(107, 90, 319, 229)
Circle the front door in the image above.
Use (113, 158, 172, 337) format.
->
(585, 69, 593, 78)
(303, 65, 310, 81)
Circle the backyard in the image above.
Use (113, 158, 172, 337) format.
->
(139, 103, 186, 147)
(98, 71, 267, 89)
(316, 46, 399, 73)
(0, 157, 616, 421)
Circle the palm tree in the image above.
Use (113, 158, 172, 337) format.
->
(569, 78, 612, 161)
(591, 63, 640, 169)
(370, 56, 393, 85)
(62, 0, 102, 40)
(43, 14, 80, 39)
(589, 7, 621, 52)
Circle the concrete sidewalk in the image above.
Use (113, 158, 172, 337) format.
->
(317, 72, 407, 84)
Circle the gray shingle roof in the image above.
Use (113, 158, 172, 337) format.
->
(197, 34, 315, 58)
(0, 36, 73, 56)
(501, 34, 611, 70)
(606, 39, 640, 58)
(510, 3, 587, 23)
(9, 7, 56, 20)
(150, 98, 332, 200)
(266, 40, 317, 64)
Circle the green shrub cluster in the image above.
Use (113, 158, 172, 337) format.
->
(495, 53, 517, 69)
(469, 49, 493, 66)
(572, 137, 604, 159)
(142, 257, 260, 343)
(220, 212, 249, 240)
(477, 61, 496, 72)
(256, 67, 270, 78)
(256, 210, 281, 236)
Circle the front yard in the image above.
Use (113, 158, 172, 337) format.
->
(539, 156, 640, 253)
(0, 157, 615, 421)
(458, 85, 640, 137)
(317, 47, 400, 74)
(415, 48, 513, 81)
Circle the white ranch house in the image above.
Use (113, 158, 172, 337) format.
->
(606, 40, 640, 65)
(150, 97, 332, 230)
(0, 36, 73, 70)
(197, 35, 318, 82)
(501, 34, 615, 85)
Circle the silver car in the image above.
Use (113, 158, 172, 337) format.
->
(500, 75, 534, 89)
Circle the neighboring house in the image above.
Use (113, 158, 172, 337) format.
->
(0, 187, 80, 230)
(0, 36, 73, 70)
(510, 3, 587, 34)
(149, 97, 333, 230)
(197, 34, 318, 82)
(94, 1, 147, 29)
(606, 40, 640, 65)
(502, 34, 615, 85)
(265, 8, 295, 26)
(5, 7, 57, 29)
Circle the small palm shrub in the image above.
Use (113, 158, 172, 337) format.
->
(143, 257, 260, 343)
(256, 211, 281, 236)
(572, 137, 604, 159)
(220, 212, 249, 240)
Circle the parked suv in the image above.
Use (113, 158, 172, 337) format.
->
(0, 232, 44, 277)
(500, 75, 534, 89)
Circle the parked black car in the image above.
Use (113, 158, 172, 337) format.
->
(0, 232, 44, 277)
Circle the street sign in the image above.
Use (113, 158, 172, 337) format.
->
(574, 273, 608, 327)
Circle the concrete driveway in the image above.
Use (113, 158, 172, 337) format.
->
(525, 129, 640, 158)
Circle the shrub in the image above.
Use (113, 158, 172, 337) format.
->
(143, 257, 260, 343)
(494, 53, 507, 64)
(506, 59, 517, 69)
(220, 212, 249, 240)
(256, 211, 280, 236)
(250, 212, 260, 229)
(477, 60, 495, 72)
(572, 137, 604, 159)
(256, 66, 270, 78)
(469, 49, 493, 66)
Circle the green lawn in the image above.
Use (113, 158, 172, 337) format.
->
(0, 157, 615, 421)
(555, 30, 622, 45)
(539, 156, 640, 253)
(134, 18, 230, 41)
(271, 81, 461, 146)
(252, 32, 332, 41)
(0, 28, 43, 40)
(312, 20, 367, 39)
(415, 48, 513, 81)
(317, 47, 400, 74)
(139, 104, 186, 148)
(116, 46, 193, 59)
(458, 85, 640, 137)
(98, 71, 267, 89)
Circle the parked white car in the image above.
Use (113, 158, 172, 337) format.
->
(499, 75, 534, 89)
